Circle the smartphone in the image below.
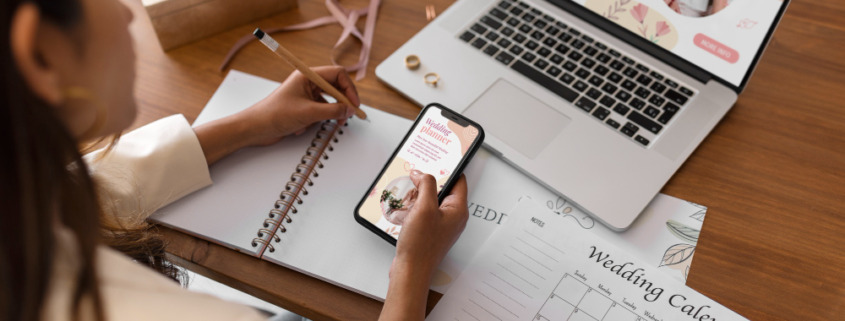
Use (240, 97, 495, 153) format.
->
(354, 103, 485, 245)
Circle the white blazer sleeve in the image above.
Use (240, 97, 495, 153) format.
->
(85, 114, 212, 225)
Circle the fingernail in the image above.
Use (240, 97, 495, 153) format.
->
(346, 107, 355, 118)
(411, 170, 422, 177)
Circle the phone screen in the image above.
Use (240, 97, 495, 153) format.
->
(357, 106, 481, 240)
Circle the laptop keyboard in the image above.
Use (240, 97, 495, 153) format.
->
(458, 0, 697, 147)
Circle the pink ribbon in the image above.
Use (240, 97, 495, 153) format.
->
(219, 0, 382, 80)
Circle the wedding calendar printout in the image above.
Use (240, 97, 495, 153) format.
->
(427, 200, 746, 321)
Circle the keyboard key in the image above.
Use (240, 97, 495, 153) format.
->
(635, 63, 649, 73)
(575, 68, 591, 79)
(573, 80, 588, 92)
(648, 95, 665, 107)
(574, 97, 596, 112)
(560, 73, 575, 84)
(650, 82, 666, 94)
(584, 46, 598, 57)
(630, 98, 645, 110)
(555, 21, 568, 29)
(594, 65, 610, 76)
(522, 14, 535, 22)
(558, 32, 572, 43)
(665, 89, 689, 105)
(547, 66, 562, 76)
(519, 24, 532, 33)
(622, 56, 635, 64)
(568, 51, 583, 61)
(608, 72, 623, 83)
(571, 39, 585, 49)
(497, 38, 512, 48)
(460, 31, 475, 42)
(495, 52, 514, 64)
(483, 45, 500, 56)
(580, 58, 596, 69)
(562, 61, 577, 71)
(490, 8, 508, 20)
(621, 79, 637, 91)
(581, 34, 594, 43)
(636, 74, 652, 86)
(615, 90, 631, 103)
(471, 38, 487, 49)
(592, 107, 611, 120)
(513, 33, 527, 44)
(634, 135, 650, 146)
(533, 19, 547, 29)
(534, 59, 549, 69)
(601, 83, 617, 94)
(606, 118, 621, 129)
(594, 42, 607, 50)
(509, 45, 524, 55)
(610, 60, 625, 71)
(526, 40, 539, 50)
(623, 67, 639, 78)
(613, 103, 630, 115)
(644, 106, 660, 118)
(498, 1, 511, 9)
(555, 44, 570, 54)
(471, 23, 488, 34)
(550, 54, 564, 64)
(658, 107, 677, 124)
(679, 86, 694, 96)
(543, 37, 557, 47)
(542, 14, 554, 22)
(628, 112, 662, 134)
(485, 32, 499, 41)
(507, 17, 520, 26)
(501, 27, 514, 36)
(621, 122, 639, 137)
(586, 87, 602, 99)
(664, 78, 679, 88)
(596, 53, 611, 64)
(635, 87, 651, 99)
(511, 60, 579, 102)
(599, 96, 616, 107)
(568, 28, 581, 36)
(510, 7, 523, 15)
(531, 30, 544, 40)
(537, 47, 551, 57)
(546, 26, 561, 36)
(608, 49, 621, 57)
(517, 2, 528, 8)
(481, 16, 502, 30)
(530, 8, 541, 15)
(663, 102, 679, 113)
(649, 71, 664, 81)
(521, 52, 536, 63)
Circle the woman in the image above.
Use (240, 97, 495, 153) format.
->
(0, 0, 469, 320)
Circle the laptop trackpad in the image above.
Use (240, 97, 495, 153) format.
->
(464, 79, 570, 159)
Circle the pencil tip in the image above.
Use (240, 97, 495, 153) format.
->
(253, 28, 265, 39)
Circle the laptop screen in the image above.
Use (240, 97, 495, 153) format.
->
(570, 0, 786, 87)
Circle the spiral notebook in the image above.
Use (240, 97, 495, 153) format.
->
(150, 70, 412, 300)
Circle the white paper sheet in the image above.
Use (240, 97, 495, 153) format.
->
(427, 199, 745, 321)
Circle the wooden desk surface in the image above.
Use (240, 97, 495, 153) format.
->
(126, 0, 844, 320)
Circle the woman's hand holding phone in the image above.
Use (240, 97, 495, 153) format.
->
(380, 170, 469, 321)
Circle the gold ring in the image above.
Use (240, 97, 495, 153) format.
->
(405, 55, 421, 70)
(424, 72, 440, 87)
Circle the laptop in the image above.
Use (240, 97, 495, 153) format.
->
(376, 0, 789, 230)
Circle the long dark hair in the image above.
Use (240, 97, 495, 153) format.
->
(1, 1, 181, 320)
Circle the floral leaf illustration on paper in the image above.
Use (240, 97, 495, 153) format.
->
(546, 196, 595, 229)
(603, 0, 631, 20)
(687, 201, 707, 222)
(660, 243, 696, 267)
(666, 219, 700, 243)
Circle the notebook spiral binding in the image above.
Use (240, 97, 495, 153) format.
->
(251, 120, 347, 254)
